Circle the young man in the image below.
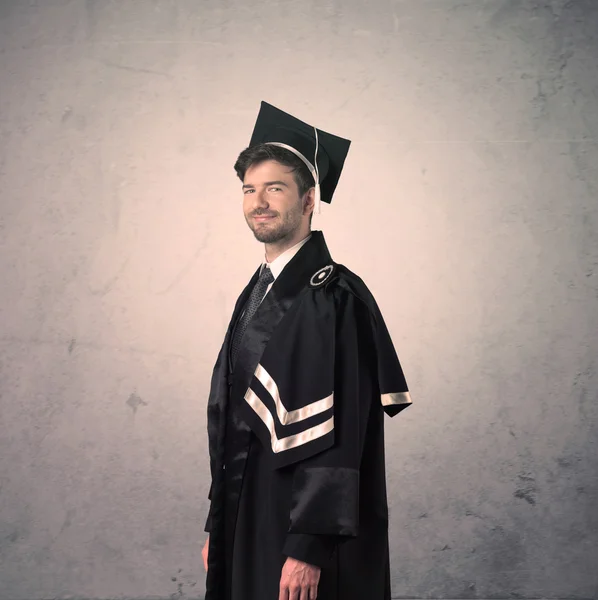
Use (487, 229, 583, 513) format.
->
(203, 102, 412, 600)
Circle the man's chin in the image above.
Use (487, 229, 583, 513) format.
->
(251, 224, 286, 244)
(253, 230, 282, 243)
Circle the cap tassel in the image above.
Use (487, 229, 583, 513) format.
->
(314, 182, 321, 215)
(313, 126, 320, 216)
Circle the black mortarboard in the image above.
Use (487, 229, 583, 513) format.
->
(248, 101, 351, 213)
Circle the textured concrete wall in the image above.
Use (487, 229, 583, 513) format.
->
(0, 1, 597, 598)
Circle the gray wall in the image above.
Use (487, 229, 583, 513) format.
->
(0, 1, 597, 598)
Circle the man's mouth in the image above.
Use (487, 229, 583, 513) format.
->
(254, 215, 275, 222)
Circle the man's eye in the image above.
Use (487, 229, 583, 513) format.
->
(244, 189, 254, 194)
(268, 187, 281, 192)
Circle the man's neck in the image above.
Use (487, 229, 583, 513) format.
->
(264, 229, 311, 263)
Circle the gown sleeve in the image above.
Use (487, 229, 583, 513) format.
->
(283, 284, 412, 566)
(282, 289, 375, 565)
(238, 274, 412, 567)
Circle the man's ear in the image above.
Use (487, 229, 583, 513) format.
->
(303, 187, 315, 216)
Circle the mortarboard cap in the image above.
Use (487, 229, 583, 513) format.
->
(248, 101, 351, 214)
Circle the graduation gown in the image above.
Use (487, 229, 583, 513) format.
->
(204, 231, 411, 600)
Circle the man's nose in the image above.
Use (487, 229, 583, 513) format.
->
(252, 189, 269, 208)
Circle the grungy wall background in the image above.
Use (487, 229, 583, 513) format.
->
(0, 1, 597, 599)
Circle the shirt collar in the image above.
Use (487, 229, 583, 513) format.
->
(261, 234, 312, 280)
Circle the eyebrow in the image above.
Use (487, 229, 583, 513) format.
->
(242, 180, 290, 189)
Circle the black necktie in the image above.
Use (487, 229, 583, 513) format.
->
(230, 266, 274, 367)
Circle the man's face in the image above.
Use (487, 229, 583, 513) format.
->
(242, 160, 309, 244)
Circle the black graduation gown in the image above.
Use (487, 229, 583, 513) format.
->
(204, 231, 411, 600)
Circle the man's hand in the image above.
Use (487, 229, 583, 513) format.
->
(279, 556, 321, 600)
(202, 534, 210, 572)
